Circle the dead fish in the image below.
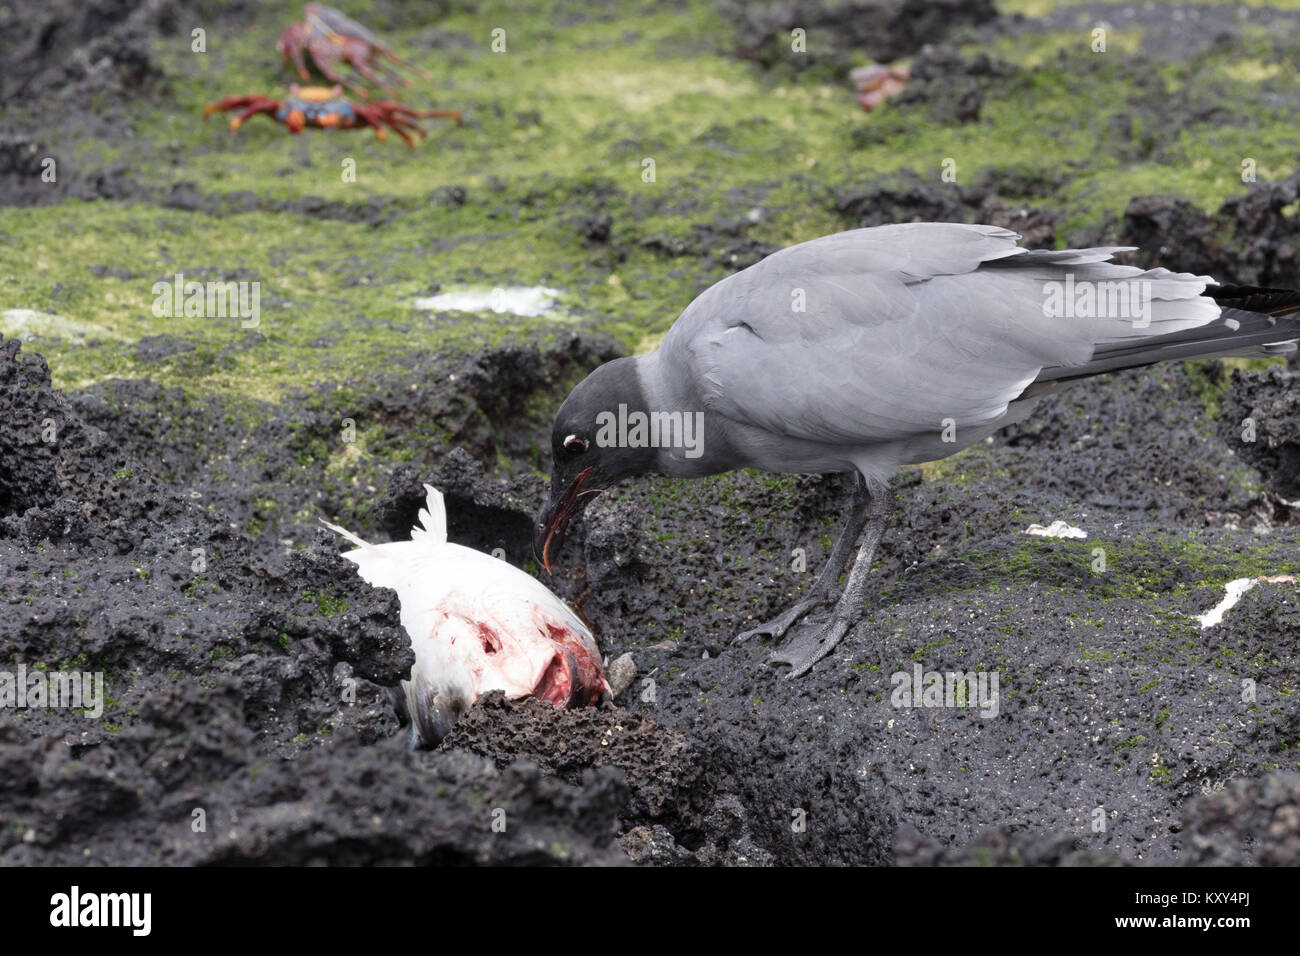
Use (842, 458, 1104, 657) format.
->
(322, 484, 609, 746)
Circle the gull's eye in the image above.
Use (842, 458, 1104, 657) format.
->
(563, 434, 588, 453)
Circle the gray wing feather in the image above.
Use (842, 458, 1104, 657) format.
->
(664, 223, 1218, 444)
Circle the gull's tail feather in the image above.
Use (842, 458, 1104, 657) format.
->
(1204, 283, 1300, 317)
(1020, 289, 1300, 399)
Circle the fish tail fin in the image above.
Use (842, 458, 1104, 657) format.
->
(410, 483, 448, 546)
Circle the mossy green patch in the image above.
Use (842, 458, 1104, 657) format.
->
(7, 0, 1298, 414)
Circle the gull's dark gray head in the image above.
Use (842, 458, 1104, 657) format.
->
(536, 356, 659, 572)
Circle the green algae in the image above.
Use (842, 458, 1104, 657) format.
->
(5, 0, 1299, 414)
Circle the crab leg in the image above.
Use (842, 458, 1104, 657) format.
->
(344, 49, 408, 91)
(382, 50, 433, 84)
(203, 96, 279, 132)
(352, 105, 396, 143)
(374, 101, 463, 125)
(202, 95, 267, 113)
(368, 117, 413, 147)
(310, 46, 369, 97)
(416, 109, 462, 124)
(278, 24, 314, 80)
(288, 54, 312, 81)
(356, 105, 421, 146)
(370, 48, 431, 87)
(386, 116, 429, 144)
(232, 104, 272, 131)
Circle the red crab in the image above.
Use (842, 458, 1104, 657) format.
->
(278, 3, 430, 96)
(203, 84, 461, 147)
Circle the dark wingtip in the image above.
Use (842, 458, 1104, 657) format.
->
(1205, 284, 1300, 317)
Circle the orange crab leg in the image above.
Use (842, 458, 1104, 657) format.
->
(202, 95, 266, 114)
(363, 101, 463, 144)
(364, 116, 412, 146)
(278, 23, 314, 81)
(203, 95, 280, 133)
(386, 117, 428, 145)
(379, 103, 463, 126)
(419, 109, 462, 124)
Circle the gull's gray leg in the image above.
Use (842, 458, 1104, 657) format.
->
(733, 474, 870, 645)
(769, 475, 891, 678)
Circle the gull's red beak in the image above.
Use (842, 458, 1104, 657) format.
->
(536, 466, 595, 574)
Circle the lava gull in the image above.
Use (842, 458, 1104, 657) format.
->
(535, 222, 1300, 677)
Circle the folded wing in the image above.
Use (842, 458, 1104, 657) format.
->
(668, 222, 1219, 445)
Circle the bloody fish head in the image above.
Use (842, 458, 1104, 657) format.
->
(404, 598, 610, 747)
(533, 619, 608, 708)
(323, 483, 610, 749)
